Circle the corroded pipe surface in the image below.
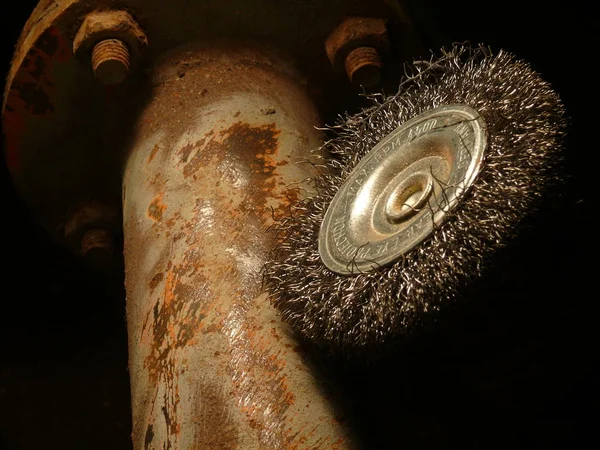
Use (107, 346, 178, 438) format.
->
(123, 44, 355, 449)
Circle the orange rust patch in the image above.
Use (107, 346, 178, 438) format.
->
(202, 323, 220, 335)
(165, 212, 181, 229)
(148, 194, 167, 222)
(124, 66, 330, 444)
(270, 327, 281, 341)
(143, 257, 211, 442)
(181, 122, 280, 181)
(147, 143, 160, 164)
(177, 131, 214, 169)
(140, 193, 217, 443)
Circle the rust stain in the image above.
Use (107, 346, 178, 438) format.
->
(144, 424, 154, 450)
(124, 48, 340, 447)
(270, 327, 281, 341)
(3, 27, 71, 171)
(181, 122, 280, 184)
(149, 272, 164, 291)
(169, 117, 318, 447)
(148, 194, 167, 222)
(177, 130, 213, 167)
(165, 212, 181, 229)
(141, 224, 213, 445)
(147, 143, 160, 164)
(192, 383, 239, 449)
(222, 291, 301, 448)
(202, 323, 220, 334)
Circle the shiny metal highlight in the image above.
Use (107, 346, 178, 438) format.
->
(318, 105, 486, 274)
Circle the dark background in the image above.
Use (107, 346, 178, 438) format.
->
(1, 1, 592, 449)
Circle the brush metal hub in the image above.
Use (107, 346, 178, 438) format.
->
(319, 105, 487, 275)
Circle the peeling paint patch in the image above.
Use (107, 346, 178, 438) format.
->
(149, 272, 164, 291)
(147, 144, 161, 164)
(144, 424, 154, 450)
(142, 251, 212, 444)
(181, 122, 280, 183)
(148, 194, 167, 222)
(192, 383, 239, 449)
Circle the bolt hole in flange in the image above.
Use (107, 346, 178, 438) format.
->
(319, 105, 487, 275)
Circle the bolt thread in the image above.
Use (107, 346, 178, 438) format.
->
(344, 46, 382, 86)
(91, 39, 130, 84)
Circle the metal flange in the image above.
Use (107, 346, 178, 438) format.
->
(2, 0, 398, 255)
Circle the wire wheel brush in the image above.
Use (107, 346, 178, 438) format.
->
(263, 45, 566, 356)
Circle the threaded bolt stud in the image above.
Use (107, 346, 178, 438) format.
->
(344, 46, 382, 87)
(91, 38, 130, 85)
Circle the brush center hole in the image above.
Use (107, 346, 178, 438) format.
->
(385, 174, 433, 223)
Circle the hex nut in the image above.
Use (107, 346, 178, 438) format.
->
(73, 10, 147, 65)
(62, 200, 120, 268)
(81, 227, 115, 269)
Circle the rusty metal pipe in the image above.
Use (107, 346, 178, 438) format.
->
(122, 44, 355, 449)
